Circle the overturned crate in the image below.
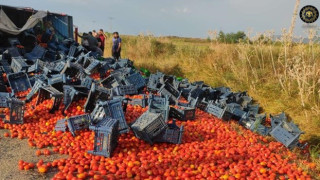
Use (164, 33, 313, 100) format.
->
(67, 114, 92, 136)
(84, 84, 111, 113)
(154, 120, 184, 144)
(36, 86, 63, 113)
(147, 72, 163, 91)
(1, 97, 25, 124)
(169, 106, 195, 121)
(91, 99, 129, 134)
(88, 118, 119, 157)
(63, 85, 89, 112)
(127, 94, 148, 107)
(239, 114, 270, 136)
(269, 120, 303, 149)
(11, 57, 28, 73)
(26, 79, 47, 101)
(270, 112, 287, 129)
(112, 84, 137, 96)
(205, 103, 232, 121)
(125, 72, 146, 90)
(7, 72, 31, 96)
(131, 111, 168, 145)
(159, 81, 180, 104)
(148, 94, 170, 122)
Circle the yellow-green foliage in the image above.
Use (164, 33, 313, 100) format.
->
(103, 33, 320, 145)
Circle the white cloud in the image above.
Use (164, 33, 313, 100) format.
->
(160, 8, 168, 13)
(176, 7, 190, 14)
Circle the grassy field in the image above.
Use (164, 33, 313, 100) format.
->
(103, 33, 320, 146)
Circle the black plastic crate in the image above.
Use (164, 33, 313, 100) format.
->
(28, 73, 47, 86)
(2, 98, 25, 124)
(36, 86, 63, 113)
(128, 94, 148, 107)
(88, 118, 119, 157)
(26, 79, 47, 101)
(84, 84, 111, 113)
(7, 72, 31, 95)
(196, 99, 208, 111)
(169, 106, 195, 121)
(148, 94, 170, 122)
(159, 81, 180, 104)
(100, 76, 121, 89)
(63, 85, 89, 111)
(178, 97, 199, 109)
(24, 45, 47, 62)
(0, 92, 11, 107)
(60, 61, 85, 79)
(270, 112, 287, 129)
(67, 45, 77, 57)
(131, 111, 168, 145)
(112, 85, 138, 96)
(147, 72, 163, 91)
(84, 60, 100, 75)
(239, 114, 270, 136)
(206, 103, 231, 121)
(270, 120, 303, 149)
(226, 103, 247, 121)
(67, 114, 92, 136)
(11, 57, 28, 73)
(154, 120, 184, 144)
(92, 99, 129, 134)
(237, 95, 253, 108)
(81, 76, 93, 89)
(125, 72, 146, 90)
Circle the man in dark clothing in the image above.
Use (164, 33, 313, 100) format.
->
(78, 32, 102, 56)
(112, 32, 121, 60)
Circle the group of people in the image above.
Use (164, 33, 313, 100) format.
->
(79, 29, 122, 60)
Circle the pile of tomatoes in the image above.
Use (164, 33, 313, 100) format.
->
(0, 90, 315, 180)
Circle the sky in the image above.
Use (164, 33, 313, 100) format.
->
(0, 0, 319, 38)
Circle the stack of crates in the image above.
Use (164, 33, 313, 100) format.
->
(169, 106, 195, 121)
(154, 119, 184, 144)
(131, 111, 168, 144)
(88, 118, 119, 157)
(67, 114, 92, 136)
(7, 72, 31, 96)
(148, 94, 170, 122)
(36, 86, 63, 113)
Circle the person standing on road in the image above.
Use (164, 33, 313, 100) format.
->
(112, 32, 121, 60)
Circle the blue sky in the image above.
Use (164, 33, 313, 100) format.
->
(1, 0, 319, 38)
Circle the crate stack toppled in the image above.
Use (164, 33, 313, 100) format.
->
(0, 38, 306, 160)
